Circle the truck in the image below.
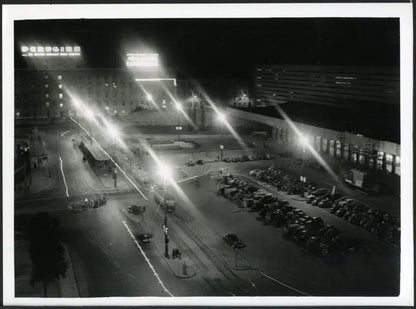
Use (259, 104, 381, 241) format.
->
(153, 188, 176, 213)
(344, 169, 381, 195)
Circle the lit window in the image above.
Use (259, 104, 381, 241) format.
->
(45, 94, 49, 98)
(59, 93, 63, 99)
(46, 102, 50, 107)
(58, 84, 62, 89)
(59, 103, 63, 108)
(44, 75, 49, 80)
(45, 84, 49, 88)
(57, 75, 62, 80)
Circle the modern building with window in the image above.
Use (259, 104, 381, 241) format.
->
(227, 65, 401, 184)
(253, 65, 399, 108)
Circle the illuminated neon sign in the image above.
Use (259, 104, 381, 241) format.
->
(21, 46, 81, 57)
(126, 53, 159, 67)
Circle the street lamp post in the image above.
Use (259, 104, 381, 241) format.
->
(113, 168, 117, 188)
(175, 103, 183, 141)
(164, 215, 169, 258)
(217, 112, 227, 162)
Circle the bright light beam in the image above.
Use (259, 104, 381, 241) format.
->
(159, 83, 198, 130)
(138, 84, 159, 110)
(198, 88, 249, 151)
(273, 104, 339, 182)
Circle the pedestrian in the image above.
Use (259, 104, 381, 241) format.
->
(178, 249, 182, 259)
(182, 261, 188, 275)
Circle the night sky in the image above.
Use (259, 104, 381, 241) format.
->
(14, 18, 399, 78)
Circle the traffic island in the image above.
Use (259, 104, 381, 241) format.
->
(161, 255, 196, 279)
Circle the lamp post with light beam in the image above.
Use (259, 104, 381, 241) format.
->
(299, 134, 308, 185)
(217, 112, 227, 162)
(158, 163, 171, 258)
(175, 102, 183, 141)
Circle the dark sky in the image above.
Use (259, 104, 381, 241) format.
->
(14, 18, 399, 78)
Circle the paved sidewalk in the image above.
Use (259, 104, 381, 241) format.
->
(58, 245, 79, 297)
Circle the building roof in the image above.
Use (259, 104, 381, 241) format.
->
(240, 101, 400, 144)
(81, 137, 109, 161)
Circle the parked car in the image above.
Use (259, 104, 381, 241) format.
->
(223, 234, 246, 249)
(196, 159, 204, 165)
(187, 159, 196, 166)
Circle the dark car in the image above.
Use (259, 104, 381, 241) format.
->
(128, 205, 146, 214)
(136, 233, 152, 244)
(196, 159, 205, 165)
(223, 234, 246, 249)
(318, 199, 332, 208)
(311, 196, 324, 206)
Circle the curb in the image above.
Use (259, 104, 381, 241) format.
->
(59, 244, 80, 297)
(160, 255, 196, 279)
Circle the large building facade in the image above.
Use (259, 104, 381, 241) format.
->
(15, 67, 178, 119)
(254, 65, 399, 107)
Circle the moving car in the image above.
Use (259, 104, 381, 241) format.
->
(136, 233, 152, 244)
(128, 205, 146, 214)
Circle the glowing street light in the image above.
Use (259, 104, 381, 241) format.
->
(217, 112, 227, 124)
(147, 94, 153, 101)
(298, 133, 308, 184)
(175, 102, 182, 111)
(107, 123, 120, 141)
(84, 107, 95, 121)
(157, 162, 172, 184)
(299, 134, 309, 153)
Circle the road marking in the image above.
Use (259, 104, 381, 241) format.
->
(59, 156, 70, 197)
(259, 271, 311, 296)
(61, 129, 72, 137)
(122, 220, 174, 297)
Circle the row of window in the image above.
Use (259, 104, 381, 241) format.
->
(314, 136, 400, 175)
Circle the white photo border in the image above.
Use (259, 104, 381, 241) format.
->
(2, 3, 413, 307)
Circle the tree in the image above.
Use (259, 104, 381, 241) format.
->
(28, 212, 68, 297)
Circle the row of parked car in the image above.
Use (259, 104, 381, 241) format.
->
(250, 167, 400, 246)
(223, 153, 273, 163)
(216, 174, 361, 261)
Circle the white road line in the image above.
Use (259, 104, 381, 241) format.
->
(259, 271, 311, 296)
(59, 156, 70, 197)
(122, 220, 174, 297)
(61, 129, 72, 137)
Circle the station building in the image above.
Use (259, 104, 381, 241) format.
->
(229, 65, 401, 179)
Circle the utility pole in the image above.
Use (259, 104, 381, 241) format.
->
(113, 168, 117, 187)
